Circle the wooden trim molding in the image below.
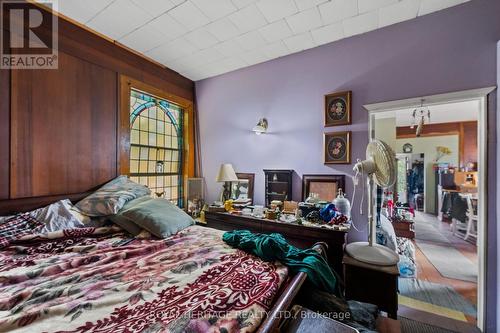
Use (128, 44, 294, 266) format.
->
(118, 75, 195, 180)
(0, 69, 9, 200)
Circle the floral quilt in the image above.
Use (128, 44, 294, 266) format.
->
(0, 225, 288, 333)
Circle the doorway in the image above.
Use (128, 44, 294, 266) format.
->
(365, 87, 493, 332)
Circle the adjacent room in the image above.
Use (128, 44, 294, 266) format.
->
(0, 1, 499, 333)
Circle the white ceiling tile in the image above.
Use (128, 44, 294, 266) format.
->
(205, 18, 241, 41)
(311, 22, 344, 45)
(130, 0, 176, 17)
(283, 31, 315, 53)
(228, 4, 268, 33)
(168, 1, 210, 31)
(379, 0, 421, 28)
(358, 0, 398, 14)
(343, 10, 378, 37)
(231, 0, 259, 9)
(145, 38, 197, 63)
(149, 13, 189, 41)
(319, 0, 358, 25)
(53, 0, 470, 80)
(119, 24, 168, 53)
(215, 39, 247, 56)
(235, 31, 267, 51)
(418, 0, 468, 16)
(260, 40, 289, 58)
(255, 0, 298, 23)
(191, 0, 238, 21)
(176, 48, 225, 69)
(294, 0, 329, 11)
(57, 0, 114, 24)
(185, 29, 220, 49)
(259, 20, 294, 43)
(87, 0, 152, 40)
(240, 49, 270, 65)
(285, 6, 323, 34)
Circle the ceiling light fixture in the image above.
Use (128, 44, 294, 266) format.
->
(252, 118, 268, 135)
(410, 99, 431, 137)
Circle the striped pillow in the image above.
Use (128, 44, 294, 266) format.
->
(75, 176, 151, 217)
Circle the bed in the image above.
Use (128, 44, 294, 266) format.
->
(0, 220, 323, 333)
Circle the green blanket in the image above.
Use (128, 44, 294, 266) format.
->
(222, 229, 337, 294)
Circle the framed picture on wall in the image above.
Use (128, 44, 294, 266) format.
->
(324, 131, 351, 164)
(324, 90, 351, 126)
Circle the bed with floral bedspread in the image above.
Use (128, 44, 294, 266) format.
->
(0, 225, 288, 333)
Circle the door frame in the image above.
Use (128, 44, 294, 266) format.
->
(364, 86, 495, 332)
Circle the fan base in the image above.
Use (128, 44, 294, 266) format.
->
(345, 242, 399, 266)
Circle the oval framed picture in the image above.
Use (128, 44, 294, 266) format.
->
(324, 131, 351, 164)
(325, 91, 351, 126)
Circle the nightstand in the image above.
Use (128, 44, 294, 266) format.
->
(343, 254, 399, 319)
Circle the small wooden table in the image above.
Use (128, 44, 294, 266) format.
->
(204, 211, 348, 277)
(343, 254, 399, 319)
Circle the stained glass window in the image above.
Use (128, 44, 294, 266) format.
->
(129, 89, 184, 206)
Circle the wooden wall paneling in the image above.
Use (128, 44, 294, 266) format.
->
(10, 51, 118, 198)
(462, 121, 478, 165)
(7, 2, 193, 101)
(0, 69, 10, 200)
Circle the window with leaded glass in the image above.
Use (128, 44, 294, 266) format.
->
(129, 89, 184, 206)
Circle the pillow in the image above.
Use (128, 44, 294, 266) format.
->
(376, 214, 397, 251)
(109, 196, 152, 236)
(29, 199, 86, 232)
(75, 176, 151, 217)
(118, 197, 194, 238)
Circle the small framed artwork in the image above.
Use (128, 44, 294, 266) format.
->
(324, 131, 351, 164)
(324, 90, 351, 126)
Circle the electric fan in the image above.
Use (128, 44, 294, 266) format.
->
(346, 139, 400, 266)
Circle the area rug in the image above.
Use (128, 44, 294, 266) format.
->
(399, 317, 462, 333)
(399, 279, 476, 317)
(416, 241, 477, 282)
(414, 216, 450, 244)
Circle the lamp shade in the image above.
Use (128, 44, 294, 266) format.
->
(216, 163, 238, 182)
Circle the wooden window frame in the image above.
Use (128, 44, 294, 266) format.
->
(118, 75, 195, 205)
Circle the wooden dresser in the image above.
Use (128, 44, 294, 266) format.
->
(204, 211, 348, 277)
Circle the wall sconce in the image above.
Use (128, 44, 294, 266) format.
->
(252, 118, 268, 135)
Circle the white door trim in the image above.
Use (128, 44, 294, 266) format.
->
(365, 86, 496, 332)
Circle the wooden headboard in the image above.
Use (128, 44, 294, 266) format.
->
(0, 2, 194, 216)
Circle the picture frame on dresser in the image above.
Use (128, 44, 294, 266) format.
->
(302, 174, 346, 202)
(230, 173, 255, 202)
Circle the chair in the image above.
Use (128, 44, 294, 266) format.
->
(451, 194, 477, 242)
(462, 193, 478, 242)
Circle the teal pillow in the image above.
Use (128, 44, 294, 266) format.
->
(119, 198, 194, 238)
(110, 196, 152, 235)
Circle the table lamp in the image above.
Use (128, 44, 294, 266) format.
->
(216, 163, 238, 202)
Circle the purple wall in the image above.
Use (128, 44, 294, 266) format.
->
(196, 1, 499, 330)
(496, 40, 500, 326)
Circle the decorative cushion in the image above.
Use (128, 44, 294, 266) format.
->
(109, 196, 152, 236)
(117, 197, 194, 238)
(376, 214, 397, 252)
(75, 176, 151, 216)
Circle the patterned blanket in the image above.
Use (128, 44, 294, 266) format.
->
(0, 225, 288, 333)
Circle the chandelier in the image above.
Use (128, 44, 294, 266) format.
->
(410, 99, 431, 137)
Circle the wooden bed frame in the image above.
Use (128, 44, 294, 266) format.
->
(256, 242, 328, 333)
(1, 194, 329, 333)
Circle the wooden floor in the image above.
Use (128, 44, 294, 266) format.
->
(403, 212, 478, 329)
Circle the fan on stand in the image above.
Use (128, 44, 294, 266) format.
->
(346, 139, 399, 266)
